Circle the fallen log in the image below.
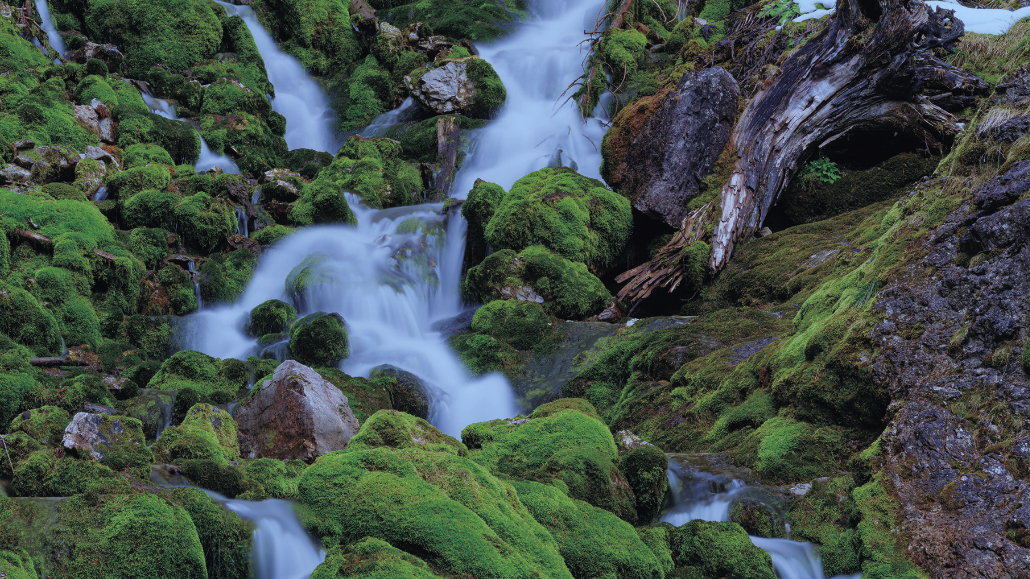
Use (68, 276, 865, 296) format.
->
(29, 357, 89, 367)
(709, 0, 989, 271)
(14, 229, 119, 262)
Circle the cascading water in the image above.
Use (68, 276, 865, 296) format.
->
(33, 0, 65, 57)
(223, 498, 326, 579)
(140, 93, 241, 174)
(214, 1, 340, 154)
(183, 197, 519, 437)
(662, 456, 863, 579)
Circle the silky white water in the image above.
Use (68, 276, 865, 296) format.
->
(662, 457, 863, 579)
(225, 498, 326, 579)
(214, 1, 340, 154)
(140, 93, 240, 174)
(448, 0, 609, 198)
(34, 0, 65, 57)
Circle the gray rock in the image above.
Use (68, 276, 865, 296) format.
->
(974, 160, 1030, 211)
(961, 198, 1030, 253)
(407, 60, 474, 115)
(0, 164, 30, 186)
(63, 412, 134, 461)
(603, 67, 739, 228)
(235, 360, 360, 462)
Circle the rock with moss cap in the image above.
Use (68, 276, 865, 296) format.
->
(285, 252, 339, 311)
(153, 402, 240, 465)
(248, 299, 297, 338)
(10, 406, 70, 447)
(236, 360, 360, 462)
(147, 350, 250, 399)
(368, 365, 432, 419)
(462, 398, 638, 523)
(621, 443, 669, 523)
(62, 411, 154, 478)
(670, 519, 777, 579)
(463, 245, 612, 320)
(348, 409, 466, 456)
(312, 537, 444, 579)
(289, 312, 349, 367)
(469, 299, 556, 350)
(485, 168, 632, 273)
(406, 57, 506, 119)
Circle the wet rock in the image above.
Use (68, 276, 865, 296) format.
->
(14, 146, 79, 183)
(406, 57, 505, 119)
(621, 443, 669, 523)
(67, 41, 124, 65)
(288, 312, 349, 367)
(62, 411, 152, 476)
(235, 360, 360, 462)
(83, 145, 121, 170)
(961, 198, 1030, 253)
(602, 67, 739, 229)
(0, 164, 31, 186)
(74, 99, 116, 143)
(369, 364, 432, 420)
(974, 160, 1030, 211)
(730, 498, 787, 538)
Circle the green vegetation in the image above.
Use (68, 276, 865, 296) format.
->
(621, 444, 668, 523)
(289, 312, 349, 367)
(153, 403, 240, 465)
(670, 520, 776, 579)
(248, 299, 297, 337)
(469, 300, 556, 350)
(147, 350, 249, 399)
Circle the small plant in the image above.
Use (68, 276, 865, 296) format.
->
(801, 157, 843, 184)
(761, 0, 801, 25)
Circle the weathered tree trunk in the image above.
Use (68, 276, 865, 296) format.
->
(29, 357, 88, 367)
(709, 0, 988, 271)
(435, 116, 461, 200)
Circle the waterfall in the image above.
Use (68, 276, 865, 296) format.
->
(33, 0, 65, 57)
(662, 456, 864, 579)
(448, 0, 609, 198)
(224, 499, 325, 579)
(213, 1, 340, 154)
(140, 93, 241, 174)
(183, 197, 519, 437)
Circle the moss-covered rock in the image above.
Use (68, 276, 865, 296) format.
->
(621, 444, 669, 524)
(9, 407, 70, 447)
(289, 312, 349, 367)
(469, 299, 556, 350)
(197, 249, 256, 306)
(512, 479, 664, 579)
(171, 486, 254, 579)
(311, 537, 443, 579)
(461, 178, 505, 266)
(729, 498, 786, 539)
(462, 399, 637, 523)
(299, 445, 572, 578)
(128, 227, 169, 269)
(485, 168, 632, 272)
(116, 111, 202, 164)
(152, 403, 240, 465)
(0, 548, 37, 579)
(463, 245, 612, 320)
(252, 223, 295, 246)
(147, 350, 248, 399)
(349, 410, 467, 456)
(11, 449, 133, 497)
(0, 281, 63, 356)
(367, 366, 429, 420)
(122, 189, 181, 230)
(116, 389, 174, 440)
(448, 332, 522, 376)
(122, 143, 174, 169)
(669, 520, 776, 579)
(174, 193, 237, 253)
(247, 299, 296, 339)
(407, 58, 507, 119)
(61, 412, 154, 479)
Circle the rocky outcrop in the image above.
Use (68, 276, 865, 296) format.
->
(407, 60, 476, 114)
(602, 67, 739, 229)
(66, 42, 124, 65)
(74, 98, 116, 143)
(236, 360, 360, 462)
(369, 365, 432, 420)
(62, 412, 152, 477)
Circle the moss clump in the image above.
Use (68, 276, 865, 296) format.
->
(116, 111, 202, 164)
(289, 312, 349, 367)
(0, 492, 208, 577)
(461, 178, 505, 265)
(107, 164, 172, 200)
(400, 114, 483, 162)
(621, 444, 669, 523)
(0, 548, 37, 579)
(171, 487, 254, 579)
(9, 406, 70, 447)
(350, 410, 468, 456)
(147, 350, 247, 399)
(448, 333, 522, 376)
(0, 281, 63, 356)
(122, 143, 174, 169)
(41, 183, 86, 202)
(374, 0, 525, 42)
(670, 520, 776, 579)
(252, 224, 295, 246)
(470, 300, 555, 350)
(299, 446, 571, 578)
(485, 168, 632, 271)
(122, 189, 181, 230)
(128, 227, 169, 269)
(463, 58, 507, 118)
(248, 299, 297, 337)
(153, 403, 240, 465)
(11, 450, 132, 497)
(512, 479, 664, 579)
(174, 193, 238, 253)
(311, 537, 440, 579)
(463, 245, 612, 320)
(198, 250, 256, 306)
(729, 498, 786, 539)
(462, 399, 637, 523)
(284, 252, 336, 310)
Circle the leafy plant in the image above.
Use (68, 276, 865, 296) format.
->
(761, 0, 801, 25)
(801, 157, 843, 184)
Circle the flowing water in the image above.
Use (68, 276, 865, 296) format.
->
(140, 93, 240, 174)
(662, 456, 863, 579)
(214, 1, 340, 154)
(223, 498, 326, 579)
(33, 0, 65, 57)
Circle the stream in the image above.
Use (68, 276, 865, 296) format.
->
(174, 0, 862, 576)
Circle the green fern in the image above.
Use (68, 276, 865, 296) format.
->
(801, 157, 842, 184)
(761, 0, 801, 25)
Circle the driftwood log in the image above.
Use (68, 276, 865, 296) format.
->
(708, 0, 989, 271)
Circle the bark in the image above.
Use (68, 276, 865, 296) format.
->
(30, 357, 89, 367)
(435, 116, 461, 200)
(709, 0, 989, 271)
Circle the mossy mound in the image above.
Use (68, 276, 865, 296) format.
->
(484, 168, 632, 272)
(117, 111, 202, 164)
(174, 193, 238, 254)
(447, 333, 522, 376)
(462, 399, 637, 523)
(289, 312, 349, 367)
(152, 403, 239, 466)
(69, 413, 154, 479)
(463, 245, 612, 320)
(729, 498, 786, 539)
(512, 479, 664, 579)
(107, 164, 172, 200)
(349, 410, 467, 456)
(461, 178, 505, 265)
(312, 537, 443, 579)
(0, 281, 63, 357)
(0, 493, 208, 578)
(299, 446, 572, 578)
(11, 450, 133, 497)
(252, 224, 296, 246)
(621, 444, 669, 523)
(669, 520, 776, 579)
(147, 350, 249, 399)
(469, 300, 557, 350)
(248, 299, 297, 337)
(373, 0, 526, 42)
(171, 486, 254, 579)
(284, 252, 337, 310)
(9, 407, 70, 447)
(197, 250, 257, 306)
(122, 143, 174, 169)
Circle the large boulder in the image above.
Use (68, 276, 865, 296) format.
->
(406, 58, 506, 119)
(62, 411, 154, 478)
(601, 67, 739, 229)
(236, 360, 360, 462)
(289, 312, 349, 368)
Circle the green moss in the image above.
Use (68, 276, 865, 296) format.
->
(152, 402, 240, 466)
(462, 399, 637, 522)
(198, 250, 257, 305)
(464, 58, 507, 119)
(470, 300, 556, 350)
(148, 350, 244, 399)
(174, 193, 237, 253)
(463, 245, 612, 320)
(11, 450, 133, 497)
(399, 114, 483, 162)
(122, 143, 174, 169)
(0, 281, 63, 357)
(285, 252, 336, 309)
(201, 81, 272, 117)
(85, 0, 223, 78)
(485, 168, 632, 271)
(299, 446, 571, 578)
(41, 183, 86, 202)
(448, 333, 522, 375)
(289, 312, 349, 367)
(122, 189, 181, 230)
(117, 111, 201, 164)
(373, 0, 524, 42)
(512, 479, 663, 579)
(298, 136, 421, 212)
(248, 299, 297, 337)
(0, 548, 37, 579)
(171, 487, 254, 579)
(461, 178, 505, 265)
(128, 227, 168, 269)
(312, 537, 442, 579)
(9, 406, 70, 447)
(252, 224, 295, 246)
(669, 519, 776, 579)
(621, 444, 668, 523)
(74, 75, 118, 108)
(0, 493, 207, 577)
(350, 410, 468, 456)
(853, 474, 923, 579)
(108, 164, 172, 201)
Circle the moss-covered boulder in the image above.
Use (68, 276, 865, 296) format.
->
(669, 520, 776, 579)
(9, 406, 70, 447)
(621, 444, 669, 524)
(463, 245, 612, 320)
(171, 486, 254, 578)
(107, 164, 172, 200)
(147, 350, 249, 399)
(349, 410, 466, 456)
(0, 549, 37, 579)
(406, 57, 506, 119)
(61, 412, 154, 479)
(312, 537, 443, 579)
(247, 299, 297, 338)
(289, 312, 349, 367)
(285, 252, 338, 310)
(0, 281, 63, 356)
(299, 446, 572, 578)
(729, 498, 787, 539)
(512, 479, 664, 579)
(116, 111, 202, 164)
(469, 299, 556, 350)
(116, 389, 174, 440)
(11, 449, 133, 497)
(485, 168, 632, 272)
(462, 399, 637, 523)
(368, 366, 430, 420)
(122, 143, 174, 169)
(153, 403, 240, 465)
(461, 178, 505, 266)
(174, 193, 238, 253)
